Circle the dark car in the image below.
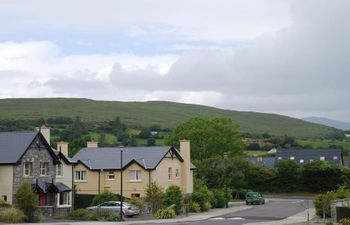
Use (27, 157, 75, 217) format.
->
(245, 192, 265, 205)
(87, 201, 140, 217)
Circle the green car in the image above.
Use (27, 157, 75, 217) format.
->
(245, 192, 265, 205)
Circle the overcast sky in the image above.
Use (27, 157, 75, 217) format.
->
(0, 0, 349, 122)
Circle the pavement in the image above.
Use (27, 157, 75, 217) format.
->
(6, 200, 318, 225)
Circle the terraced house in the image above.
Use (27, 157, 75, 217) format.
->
(0, 127, 75, 215)
(72, 140, 195, 198)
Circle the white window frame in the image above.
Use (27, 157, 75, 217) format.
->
(333, 156, 338, 160)
(56, 164, 63, 177)
(23, 162, 33, 177)
(168, 167, 173, 181)
(58, 192, 71, 207)
(277, 156, 282, 160)
(75, 171, 87, 181)
(175, 169, 180, 178)
(128, 170, 141, 182)
(107, 171, 115, 180)
(320, 156, 325, 161)
(290, 157, 295, 160)
(300, 159, 304, 163)
(40, 162, 49, 176)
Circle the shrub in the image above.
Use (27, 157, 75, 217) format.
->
(340, 218, 350, 225)
(70, 209, 97, 221)
(97, 211, 118, 221)
(313, 191, 336, 218)
(0, 207, 26, 223)
(212, 189, 228, 208)
(203, 201, 212, 211)
(0, 199, 11, 208)
(129, 196, 144, 211)
(91, 191, 117, 206)
(189, 185, 213, 212)
(154, 208, 176, 219)
(144, 182, 164, 214)
(14, 181, 38, 222)
(188, 201, 201, 212)
(163, 185, 183, 215)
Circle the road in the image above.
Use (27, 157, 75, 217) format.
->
(140, 198, 311, 225)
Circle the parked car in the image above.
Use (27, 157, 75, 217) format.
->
(87, 201, 140, 217)
(245, 192, 265, 205)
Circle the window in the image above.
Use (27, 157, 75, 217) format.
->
(107, 171, 115, 180)
(290, 157, 295, 160)
(310, 159, 314, 162)
(75, 171, 87, 181)
(333, 156, 338, 160)
(56, 164, 63, 177)
(168, 167, 173, 180)
(1, 195, 7, 202)
(175, 169, 180, 178)
(128, 170, 141, 181)
(24, 162, 33, 176)
(320, 156, 325, 161)
(300, 159, 304, 163)
(40, 162, 49, 176)
(277, 157, 282, 160)
(59, 192, 70, 206)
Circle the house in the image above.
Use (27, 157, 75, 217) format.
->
(245, 157, 276, 169)
(276, 149, 344, 166)
(0, 127, 75, 215)
(72, 140, 195, 198)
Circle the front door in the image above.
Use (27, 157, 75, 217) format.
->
(39, 194, 46, 206)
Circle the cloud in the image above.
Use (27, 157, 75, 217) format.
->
(0, 0, 349, 122)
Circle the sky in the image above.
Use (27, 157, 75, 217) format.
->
(0, 0, 349, 122)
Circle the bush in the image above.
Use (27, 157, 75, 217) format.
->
(97, 211, 119, 221)
(0, 207, 26, 223)
(188, 201, 200, 213)
(145, 182, 164, 214)
(163, 185, 183, 215)
(154, 208, 176, 219)
(313, 191, 336, 218)
(340, 218, 350, 225)
(189, 185, 213, 212)
(91, 191, 117, 206)
(14, 181, 38, 222)
(0, 199, 11, 208)
(130, 196, 144, 211)
(212, 189, 228, 208)
(70, 209, 98, 221)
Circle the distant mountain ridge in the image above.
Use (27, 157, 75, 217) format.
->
(303, 117, 350, 131)
(0, 98, 342, 139)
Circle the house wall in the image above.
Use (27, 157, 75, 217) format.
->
(13, 137, 56, 200)
(74, 163, 99, 195)
(151, 153, 183, 191)
(56, 160, 73, 208)
(0, 165, 14, 203)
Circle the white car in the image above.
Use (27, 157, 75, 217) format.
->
(87, 201, 140, 217)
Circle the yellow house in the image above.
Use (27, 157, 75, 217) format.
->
(72, 140, 194, 198)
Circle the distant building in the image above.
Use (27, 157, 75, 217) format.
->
(245, 157, 275, 169)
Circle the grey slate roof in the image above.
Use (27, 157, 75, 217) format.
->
(245, 157, 276, 169)
(0, 131, 38, 164)
(73, 146, 195, 170)
(32, 180, 71, 193)
(276, 149, 343, 165)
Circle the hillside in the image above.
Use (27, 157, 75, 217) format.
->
(0, 98, 342, 139)
(303, 117, 350, 131)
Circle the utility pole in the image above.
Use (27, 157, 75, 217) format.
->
(224, 152, 228, 208)
(119, 150, 124, 221)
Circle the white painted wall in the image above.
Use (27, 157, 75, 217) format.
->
(0, 165, 14, 203)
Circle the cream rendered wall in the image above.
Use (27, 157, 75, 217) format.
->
(151, 153, 183, 192)
(56, 160, 73, 207)
(74, 163, 100, 195)
(0, 165, 14, 203)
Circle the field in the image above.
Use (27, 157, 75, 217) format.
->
(297, 139, 350, 152)
(0, 98, 342, 139)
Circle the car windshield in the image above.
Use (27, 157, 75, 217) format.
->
(247, 192, 260, 197)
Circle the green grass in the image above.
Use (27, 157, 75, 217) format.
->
(0, 98, 342, 139)
(88, 132, 118, 144)
(245, 150, 270, 157)
(297, 139, 350, 151)
(135, 138, 165, 146)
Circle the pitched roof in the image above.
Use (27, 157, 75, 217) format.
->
(276, 149, 343, 165)
(73, 146, 194, 170)
(52, 149, 76, 164)
(0, 131, 38, 164)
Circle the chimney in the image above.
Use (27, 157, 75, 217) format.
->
(36, 125, 50, 145)
(57, 141, 69, 156)
(180, 140, 193, 194)
(87, 140, 98, 148)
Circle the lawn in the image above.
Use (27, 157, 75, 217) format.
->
(297, 139, 350, 152)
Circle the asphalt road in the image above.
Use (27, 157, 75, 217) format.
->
(141, 198, 311, 225)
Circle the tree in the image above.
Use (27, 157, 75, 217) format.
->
(144, 182, 164, 214)
(165, 117, 245, 160)
(98, 133, 108, 147)
(14, 181, 38, 222)
(163, 185, 183, 215)
(275, 160, 300, 192)
(147, 138, 156, 146)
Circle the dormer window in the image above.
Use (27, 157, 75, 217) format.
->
(320, 156, 325, 161)
(333, 156, 338, 160)
(290, 157, 295, 160)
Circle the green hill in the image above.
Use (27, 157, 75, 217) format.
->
(0, 98, 342, 139)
